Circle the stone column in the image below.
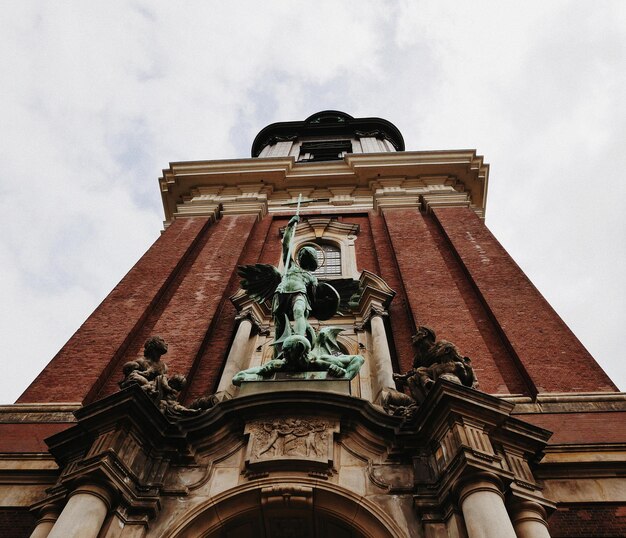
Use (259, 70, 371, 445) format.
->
(510, 501, 551, 538)
(369, 310, 395, 401)
(458, 476, 517, 538)
(29, 505, 60, 538)
(216, 313, 254, 394)
(47, 484, 113, 538)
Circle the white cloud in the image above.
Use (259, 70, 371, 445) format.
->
(0, 1, 624, 403)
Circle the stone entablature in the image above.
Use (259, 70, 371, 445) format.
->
(7, 392, 626, 536)
(159, 150, 489, 225)
(28, 381, 561, 538)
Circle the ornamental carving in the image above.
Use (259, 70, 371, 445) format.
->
(245, 417, 338, 467)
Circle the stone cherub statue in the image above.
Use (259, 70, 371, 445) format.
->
(233, 201, 364, 383)
(119, 336, 218, 416)
(384, 326, 479, 417)
(404, 326, 478, 393)
(119, 336, 170, 398)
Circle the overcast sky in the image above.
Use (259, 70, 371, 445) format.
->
(1, 1, 624, 404)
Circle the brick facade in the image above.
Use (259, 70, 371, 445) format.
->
(0, 509, 36, 538)
(17, 217, 214, 404)
(5, 115, 625, 538)
(432, 206, 616, 394)
(549, 505, 626, 537)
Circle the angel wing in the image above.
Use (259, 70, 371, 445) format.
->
(319, 278, 361, 315)
(312, 327, 344, 357)
(237, 264, 282, 304)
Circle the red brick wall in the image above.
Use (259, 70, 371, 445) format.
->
(0, 509, 36, 538)
(549, 504, 626, 537)
(383, 208, 527, 394)
(519, 411, 626, 444)
(432, 207, 616, 393)
(17, 218, 214, 404)
(350, 215, 380, 275)
(185, 214, 274, 401)
(96, 215, 257, 400)
(368, 211, 415, 373)
(0, 423, 72, 452)
(16, 204, 617, 405)
(259, 217, 284, 265)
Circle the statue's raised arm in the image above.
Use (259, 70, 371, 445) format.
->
(282, 214, 300, 268)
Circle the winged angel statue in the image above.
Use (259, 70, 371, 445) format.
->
(232, 210, 364, 386)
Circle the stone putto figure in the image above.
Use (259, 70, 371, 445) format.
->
(119, 336, 170, 398)
(384, 326, 479, 417)
(119, 336, 217, 416)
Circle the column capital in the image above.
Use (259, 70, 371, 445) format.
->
(234, 308, 269, 335)
(357, 304, 388, 329)
(31, 502, 61, 525)
(456, 472, 506, 505)
(230, 288, 272, 334)
(412, 381, 552, 520)
(69, 483, 115, 511)
(38, 387, 192, 522)
(509, 500, 548, 523)
(508, 498, 554, 538)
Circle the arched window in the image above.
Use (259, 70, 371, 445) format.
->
(312, 243, 342, 276)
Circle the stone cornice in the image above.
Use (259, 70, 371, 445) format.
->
(504, 391, 626, 414)
(159, 150, 489, 224)
(408, 380, 554, 518)
(354, 270, 396, 328)
(0, 403, 80, 424)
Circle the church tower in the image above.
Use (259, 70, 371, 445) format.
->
(1, 111, 624, 537)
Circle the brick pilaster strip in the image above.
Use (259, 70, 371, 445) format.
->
(18, 218, 214, 404)
(383, 208, 526, 394)
(432, 207, 616, 393)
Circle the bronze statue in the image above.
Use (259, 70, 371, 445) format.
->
(234, 197, 364, 383)
(232, 328, 364, 385)
(274, 213, 324, 343)
(237, 214, 345, 348)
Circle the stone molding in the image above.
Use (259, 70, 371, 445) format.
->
(409, 380, 555, 522)
(165, 478, 405, 538)
(229, 289, 271, 335)
(160, 150, 489, 224)
(0, 404, 80, 424)
(30, 380, 560, 536)
(354, 270, 396, 329)
(35, 386, 191, 520)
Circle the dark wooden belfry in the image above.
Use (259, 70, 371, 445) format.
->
(2, 112, 625, 538)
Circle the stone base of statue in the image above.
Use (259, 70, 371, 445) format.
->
(238, 372, 352, 396)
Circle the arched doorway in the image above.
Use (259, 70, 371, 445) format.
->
(167, 480, 403, 538)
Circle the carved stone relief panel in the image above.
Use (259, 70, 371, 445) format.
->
(245, 417, 339, 470)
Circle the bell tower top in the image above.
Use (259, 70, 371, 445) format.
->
(251, 110, 405, 161)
